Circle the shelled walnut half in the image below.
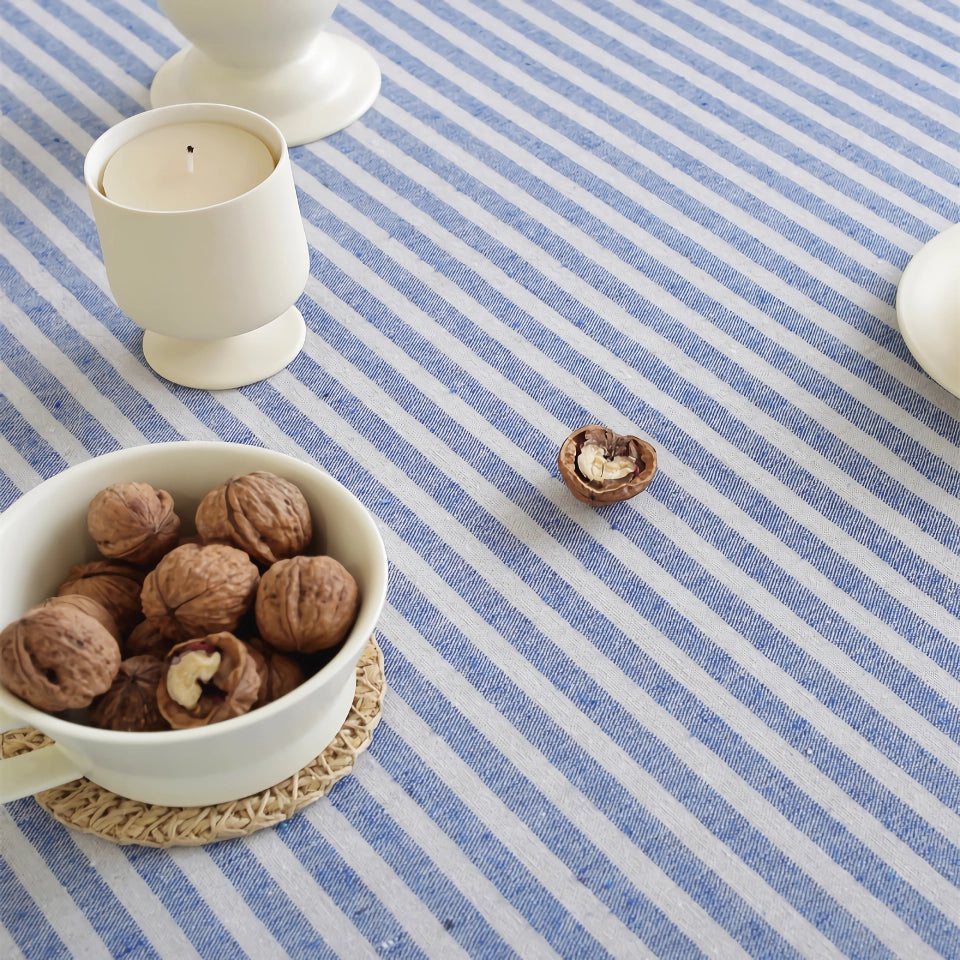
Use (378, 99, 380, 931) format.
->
(558, 425, 657, 505)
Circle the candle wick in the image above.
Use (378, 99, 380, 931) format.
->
(186, 145, 194, 174)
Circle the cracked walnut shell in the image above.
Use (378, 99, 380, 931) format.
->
(87, 481, 181, 567)
(255, 555, 359, 654)
(195, 471, 312, 566)
(0, 602, 121, 712)
(141, 542, 260, 643)
(558, 425, 657, 505)
(157, 633, 261, 729)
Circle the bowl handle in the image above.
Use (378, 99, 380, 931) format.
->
(0, 707, 86, 803)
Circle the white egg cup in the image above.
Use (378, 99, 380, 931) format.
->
(150, 0, 381, 147)
(84, 103, 310, 391)
(896, 223, 960, 399)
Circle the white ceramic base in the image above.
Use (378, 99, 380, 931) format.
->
(89, 673, 356, 807)
(150, 33, 381, 146)
(895, 223, 960, 399)
(141, 305, 306, 390)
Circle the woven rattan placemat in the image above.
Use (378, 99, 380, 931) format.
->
(1, 635, 385, 847)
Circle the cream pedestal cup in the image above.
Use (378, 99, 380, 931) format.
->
(150, 0, 381, 146)
(0, 443, 388, 807)
(85, 103, 310, 390)
(895, 223, 960, 399)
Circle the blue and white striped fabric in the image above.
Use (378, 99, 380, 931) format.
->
(2, 0, 959, 957)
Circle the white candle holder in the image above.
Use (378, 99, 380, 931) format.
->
(895, 224, 960, 399)
(85, 103, 310, 391)
(150, 0, 381, 147)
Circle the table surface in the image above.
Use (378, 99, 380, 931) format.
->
(2, 1, 959, 958)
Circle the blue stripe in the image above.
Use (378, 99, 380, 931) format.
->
(331, 775, 527, 960)
(385, 560, 959, 956)
(81, 0, 180, 60)
(277, 812, 432, 960)
(589, 0, 960, 149)
(29, 0, 155, 88)
(3, 93, 88, 191)
(7, 799, 164, 958)
(239, 342, 954, 956)
(0, 1, 143, 119)
(0, 42, 107, 141)
(255, 281, 960, 951)
(0, 244, 168, 452)
(347, 0, 956, 237)
(203, 843, 339, 960)
(498, 0, 958, 187)
(312, 92, 957, 476)
(0, 386, 69, 500)
(292, 252, 960, 806)
(732, 0, 960, 103)
(0, 331, 120, 458)
(793, 0, 960, 54)
(0, 467, 29, 509)
(315, 107, 960, 463)
(362, 718, 678, 959)
(0, 851, 69, 960)
(119, 844, 247, 959)
(292, 155, 960, 631)
(378, 618, 867, 958)
(1, 111, 109, 259)
(851, 0, 959, 24)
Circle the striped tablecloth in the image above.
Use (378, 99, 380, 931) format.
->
(2, 1, 959, 957)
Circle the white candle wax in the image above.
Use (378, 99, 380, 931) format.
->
(100, 121, 276, 211)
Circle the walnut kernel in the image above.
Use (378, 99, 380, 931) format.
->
(157, 634, 261, 729)
(558, 425, 657, 505)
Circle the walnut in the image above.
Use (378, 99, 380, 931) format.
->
(33, 594, 121, 644)
(558, 425, 657, 505)
(0, 603, 121, 712)
(195, 471, 312, 566)
(157, 633, 261, 728)
(87, 482, 180, 566)
(58, 560, 145, 635)
(124, 618, 173, 659)
(255, 555, 359, 654)
(140, 542, 260, 642)
(90, 655, 169, 731)
(247, 638, 306, 708)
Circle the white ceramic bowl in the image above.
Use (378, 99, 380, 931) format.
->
(0, 442, 387, 806)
